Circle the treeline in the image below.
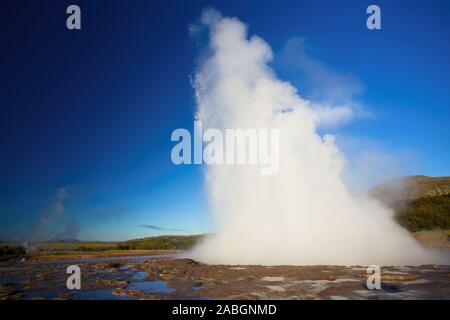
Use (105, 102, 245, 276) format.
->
(36, 236, 203, 252)
(115, 235, 203, 250)
(0, 245, 26, 256)
(76, 245, 116, 252)
(396, 194, 450, 232)
(0, 235, 205, 253)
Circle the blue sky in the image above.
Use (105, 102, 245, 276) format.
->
(0, 0, 449, 241)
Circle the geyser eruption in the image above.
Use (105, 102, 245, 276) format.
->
(189, 9, 445, 265)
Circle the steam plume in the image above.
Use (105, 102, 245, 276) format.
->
(189, 9, 446, 265)
(28, 187, 68, 242)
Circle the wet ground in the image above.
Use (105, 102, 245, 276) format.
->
(0, 253, 449, 300)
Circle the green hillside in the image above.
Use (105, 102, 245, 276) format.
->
(115, 234, 205, 250)
(0, 235, 205, 255)
(371, 176, 450, 231)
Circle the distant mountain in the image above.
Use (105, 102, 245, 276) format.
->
(370, 176, 450, 232)
(47, 238, 80, 243)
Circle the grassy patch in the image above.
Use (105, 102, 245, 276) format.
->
(0, 245, 26, 256)
(396, 194, 450, 232)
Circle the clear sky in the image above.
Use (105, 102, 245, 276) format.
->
(0, 0, 449, 241)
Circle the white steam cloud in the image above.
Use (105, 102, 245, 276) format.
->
(189, 9, 446, 265)
(277, 37, 367, 129)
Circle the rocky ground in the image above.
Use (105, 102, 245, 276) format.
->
(0, 252, 449, 300)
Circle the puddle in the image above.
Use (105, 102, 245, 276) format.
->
(93, 269, 123, 280)
(23, 288, 61, 300)
(192, 280, 206, 291)
(0, 274, 24, 285)
(72, 288, 135, 300)
(122, 269, 175, 294)
(129, 270, 148, 282)
(127, 280, 174, 294)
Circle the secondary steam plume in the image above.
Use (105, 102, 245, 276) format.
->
(28, 187, 69, 242)
(189, 9, 446, 266)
